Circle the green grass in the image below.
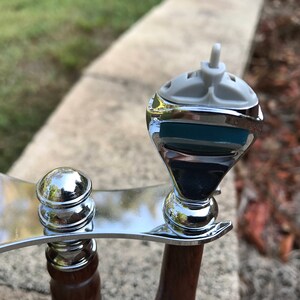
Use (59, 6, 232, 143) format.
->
(0, 0, 161, 172)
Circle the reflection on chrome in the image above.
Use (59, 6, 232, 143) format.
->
(146, 93, 263, 239)
(37, 168, 97, 271)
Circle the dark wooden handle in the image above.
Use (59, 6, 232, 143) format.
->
(47, 253, 101, 300)
(155, 244, 204, 300)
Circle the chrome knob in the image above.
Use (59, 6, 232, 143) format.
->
(147, 44, 263, 239)
(37, 167, 97, 271)
(37, 167, 95, 233)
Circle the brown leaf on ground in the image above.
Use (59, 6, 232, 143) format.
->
(279, 233, 295, 262)
(239, 200, 270, 255)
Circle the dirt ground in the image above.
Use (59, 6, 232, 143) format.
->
(238, 0, 300, 299)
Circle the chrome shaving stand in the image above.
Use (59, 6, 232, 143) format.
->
(0, 44, 263, 299)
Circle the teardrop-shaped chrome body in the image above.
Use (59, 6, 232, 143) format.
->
(147, 93, 263, 202)
(147, 93, 263, 237)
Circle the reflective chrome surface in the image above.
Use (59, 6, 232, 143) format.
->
(46, 239, 97, 272)
(146, 93, 263, 237)
(163, 192, 218, 237)
(0, 172, 231, 253)
(147, 94, 263, 134)
(38, 168, 95, 232)
(37, 168, 97, 271)
(46, 239, 97, 271)
(37, 167, 92, 208)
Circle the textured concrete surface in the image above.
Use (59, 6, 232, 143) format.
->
(2, 0, 263, 298)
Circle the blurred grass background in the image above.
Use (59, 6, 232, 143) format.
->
(0, 0, 161, 172)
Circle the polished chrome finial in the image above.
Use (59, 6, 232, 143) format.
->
(147, 43, 263, 240)
(37, 167, 92, 207)
(37, 167, 97, 271)
(37, 167, 95, 233)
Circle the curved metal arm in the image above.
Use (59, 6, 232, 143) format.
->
(0, 172, 231, 253)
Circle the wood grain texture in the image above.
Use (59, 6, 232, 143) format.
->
(155, 244, 204, 300)
(47, 253, 101, 300)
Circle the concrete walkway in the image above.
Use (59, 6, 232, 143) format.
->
(1, 0, 263, 298)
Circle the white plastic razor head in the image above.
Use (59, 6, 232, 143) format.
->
(159, 43, 258, 110)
